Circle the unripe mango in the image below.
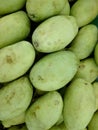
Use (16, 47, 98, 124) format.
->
(70, 0, 98, 27)
(63, 78, 96, 130)
(25, 91, 63, 130)
(0, 76, 33, 121)
(0, 0, 26, 15)
(26, 0, 66, 22)
(0, 11, 30, 48)
(0, 41, 35, 83)
(32, 15, 78, 53)
(30, 50, 79, 91)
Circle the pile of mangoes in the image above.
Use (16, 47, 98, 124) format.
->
(0, 0, 98, 130)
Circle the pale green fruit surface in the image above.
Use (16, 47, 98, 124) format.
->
(2, 111, 25, 128)
(26, 0, 66, 22)
(48, 123, 66, 130)
(63, 78, 96, 130)
(69, 24, 98, 60)
(25, 91, 63, 130)
(30, 51, 79, 91)
(70, 0, 98, 27)
(0, 11, 30, 48)
(74, 58, 98, 83)
(0, 0, 26, 15)
(94, 43, 98, 65)
(88, 111, 98, 130)
(0, 76, 33, 121)
(0, 41, 35, 83)
(8, 125, 28, 130)
(32, 15, 78, 53)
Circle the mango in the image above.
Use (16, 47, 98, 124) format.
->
(0, 11, 30, 48)
(63, 78, 96, 130)
(69, 24, 98, 60)
(0, 76, 33, 121)
(26, 0, 66, 22)
(29, 50, 79, 91)
(25, 91, 63, 130)
(32, 15, 78, 53)
(88, 111, 98, 130)
(70, 0, 98, 27)
(0, 0, 26, 15)
(0, 41, 35, 83)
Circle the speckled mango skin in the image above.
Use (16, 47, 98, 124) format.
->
(29, 50, 79, 91)
(0, 11, 30, 48)
(25, 91, 63, 130)
(32, 15, 78, 53)
(63, 78, 96, 130)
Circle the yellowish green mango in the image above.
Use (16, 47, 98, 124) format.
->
(0, 76, 33, 121)
(70, 0, 98, 27)
(8, 125, 28, 130)
(63, 78, 96, 130)
(88, 111, 98, 130)
(94, 43, 98, 66)
(69, 24, 98, 60)
(0, 0, 26, 15)
(56, 113, 63, 125)
(2, 111, 25, 128)
(25, 91, 63, 130)
(30, 50, 79, 91)
(74, 58, 98, 83)
(32, 15, 78, 53)
(0, 41, 35, 83)
(92, 82, 98, 110)
(0, 11, 30, 48)
(26, 0, 66, 22)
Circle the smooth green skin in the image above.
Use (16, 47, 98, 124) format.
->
(69, 24, 98, 60)
(92, 82, 98, 110)
(8, 125, 28, 130)
(26, 0, 66, 22)
(63, 78, 96, 130)
(0, 76, 33, 121)
(94, 43, 98, 65)
(88, 111, 98, 130)
(2, 111, 25, 128)
(70, 0, 98, 27)
(32, 15, 78, 53)
(30, 51, 79, 91)
(25, 91, 63, 130)
(74, 58, 98, 83)
(0, 11, 30, 48)
(0, 0, 26, 15)
(0, 41, 35, 83)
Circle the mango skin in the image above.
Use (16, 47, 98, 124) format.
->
(25, 91, 63, 130)
(0, 76, 33, 121)
(0, 41, 35, 83)
(69, 24, 98, 60)
(63, 78, 96, 130)
(0, 11, 30, 48)
(0, 0, 26, 15)
(30, 51, 79, 91)
(26, 0, 66, 22)
(32, 15, 78, 53)
(70, 0, 98, 27)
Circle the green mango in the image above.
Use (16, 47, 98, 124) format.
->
(69, 24, 98, 60)
(8, 125, 28, 130)
(29, 50, 79, 91)
(0, 76, 33, 121)
(0, 11, 30, 48)
(2, 111, 25, 128)
(74, 58, 98, 83)
(63, 78, 96, 130)
(88, 111, 98, 130)
(26, 0, 66, 22)
(70, 0, 98, 27)
(25, 91, 63, 130)
(0, 41, 35, 83)
(0, 0, 26, 15)
(32, 15, 78, 53)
